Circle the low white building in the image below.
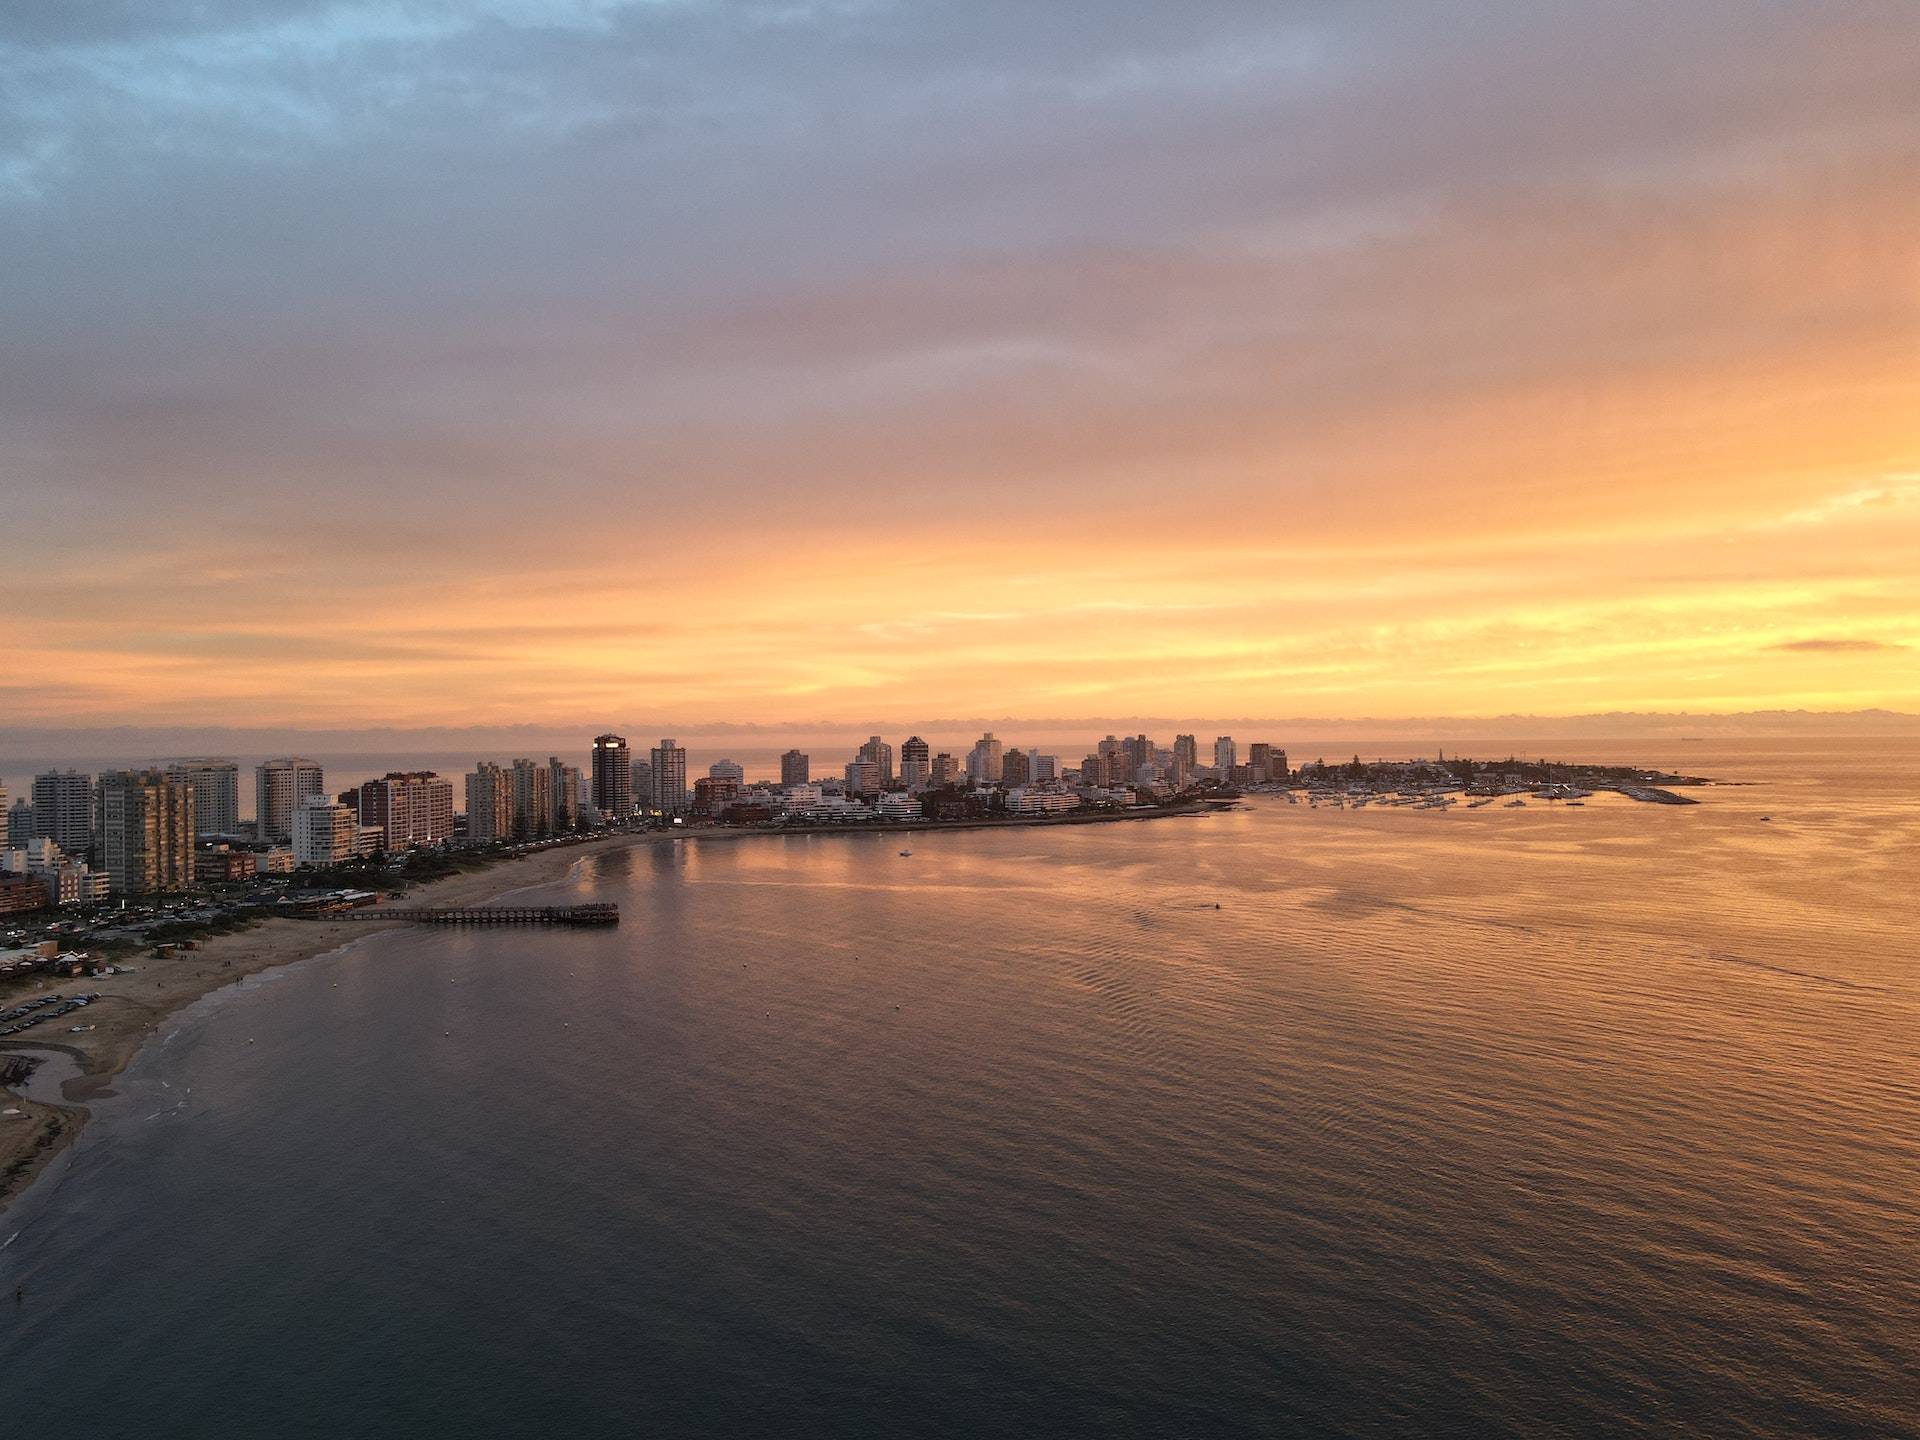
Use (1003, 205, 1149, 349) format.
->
(1006, 788, 1081, 815)
(876, 792, 921, 820)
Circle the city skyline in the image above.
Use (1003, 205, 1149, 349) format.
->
(4, 2, 1916, 728)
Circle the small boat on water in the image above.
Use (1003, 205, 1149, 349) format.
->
(1505, 799, 1527, 808)
(899, 849, 912, 857)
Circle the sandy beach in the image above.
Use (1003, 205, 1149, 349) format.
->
(0, 828, 647, 1219)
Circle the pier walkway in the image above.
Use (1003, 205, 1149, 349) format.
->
(319, 904, 619, 927)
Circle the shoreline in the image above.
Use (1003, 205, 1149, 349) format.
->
(0, 803, 1212, 1219)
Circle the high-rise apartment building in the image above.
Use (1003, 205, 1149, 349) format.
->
(591, 734, 632, 818)
(166, 759, 240, 836)
(359, 771, 454, 849)
(844, 759, 882, 796)
(967, 733, 1005, 785)
(899, 736, 931, 790)
(1033, 754, 1059, 782)
(465, 763, 514, 843)
(32, 770, 94, 857)
(780, 750, 810, 786)
(6, 799, 35, 848)
(1213, 737, 1237, 771)
(709, 759, 745, 784)
(95, 769, 194, 894)
(291, 794, 357, 866)
(549, 758, 580, 832)
(651, 740, 688, 816)
(1173, 735, 1198, 772)
(1123, 735, 1154, 778)
(1002, 749, 1032, 788)
(930, 753, 961, 787)
(510, 759, 551, 839)
(256, 758, 325, 844)
(857, 736, 894, 788)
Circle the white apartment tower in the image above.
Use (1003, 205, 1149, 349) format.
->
(256, 758, 325, 843)
(167, 759, 241, 837)
(291, 794, 357, 866)
(966, 733, 1005, 785)
(652, 740, 688, 816)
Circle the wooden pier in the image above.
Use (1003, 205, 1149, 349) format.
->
(322, 903, 619, 927)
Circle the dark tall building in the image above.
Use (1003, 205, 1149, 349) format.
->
(780, 749, 810, 787)
(1002, 749, 1032, 788)
(31, 769, 94, 857)
(591, 734, 632, 818)
(95, 769, 194, 894)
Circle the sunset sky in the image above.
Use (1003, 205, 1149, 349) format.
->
(4, 1, 1916, 729)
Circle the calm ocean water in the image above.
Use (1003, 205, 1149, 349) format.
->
(2, 739, 1916, 1437)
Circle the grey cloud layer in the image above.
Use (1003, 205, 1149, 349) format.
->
(3, 1, 1916, 547)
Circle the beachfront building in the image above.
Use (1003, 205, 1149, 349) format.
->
(591, 734, 632, 818)
(967, 734, 1004, 785)
(844, 759, 882, 797)
(930, 753, 961, 787)
(900, 736, 931, 791)
(1006, 788, 1081, 815)
(197, 846, 258, 884)
(96, 769, 195, 894)
(0, 872, 48, 916)
(256, 758, 325, 844)
(165, 759, 240, 836)
(549, 758, 581, 832)
(652, 740, 688, 816)
(693, 776, 740, 815)
(780, 750, 810, 786)
(1213, 737, 1237, 772)
(465, 763, 514, 843)
(358, 771, 455, 849)
(32, 770, 94, 857)
(876, 791, 920, 819)
(510, 759, 551, 839)
(50, 860, 110, 905)
(291, 794, 357, 867)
